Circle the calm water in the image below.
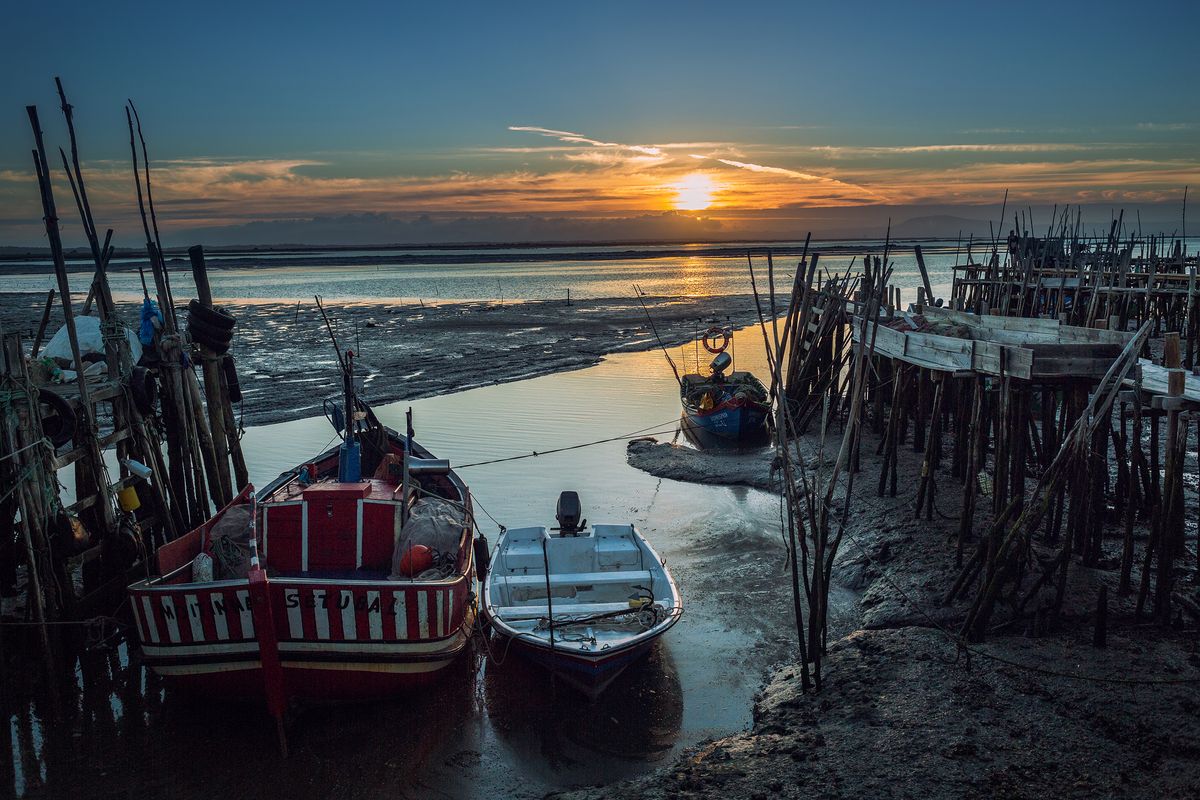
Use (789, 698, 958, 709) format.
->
(3, 239, 975, 306)
(9, 324, 854, 799)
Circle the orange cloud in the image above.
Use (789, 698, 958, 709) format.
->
(1, 123, 1194, 243)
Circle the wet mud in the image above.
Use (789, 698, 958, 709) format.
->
(610, 412, 1200, 799)
(0, 292, 766, 427)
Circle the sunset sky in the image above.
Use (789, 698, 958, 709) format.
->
(2, 0, 1197, 246)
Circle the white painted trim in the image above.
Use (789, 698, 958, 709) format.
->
(236, 589, 254, 637)
(261, 505, 268, 560)
(285, 588, 303, 638)
(355, 499, 364, 568)
(313, 589, 330, 639)
(161, 596, 181, 643)
(301, 501, 309, 572)
(185, 594, 205, 642)
(141, 642, 259, 657)
(417, 591, 430, 639)
(393, 590, 407, 638)
(367, 590, 383, 640)
(341, 590, 357, 639)
(210, 593, 230, 640)
(140, 596, 160, 643)
(277, 632, 469, 654)
(435, 591, 445, 637)
(130, 595, 146, 640)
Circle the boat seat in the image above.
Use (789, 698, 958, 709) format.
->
(595, 535, 641, 568)
(492, 600, 669, 619)
(499, 570, 652, 588)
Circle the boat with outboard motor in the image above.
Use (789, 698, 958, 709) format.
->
(127, 331, 484, 746)
(680, 326, 770, 442)
(482, 491, 682, 697)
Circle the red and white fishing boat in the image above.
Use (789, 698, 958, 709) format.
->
(127, 345, 481, 744)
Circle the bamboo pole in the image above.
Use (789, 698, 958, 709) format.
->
(27, 105, 114, 534)
(30, 289, 55, 358)
(188, 245, 234, 505)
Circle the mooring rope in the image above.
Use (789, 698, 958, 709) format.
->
(454, 417, 683, 469)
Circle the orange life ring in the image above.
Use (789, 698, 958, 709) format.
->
(702, 326, 730, 354)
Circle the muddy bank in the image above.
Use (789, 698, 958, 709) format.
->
(0, 292, 764, 426)
(627, 439, 777, 492)
(568, 626, 1200, 800)
(604, 430, 1200, 798)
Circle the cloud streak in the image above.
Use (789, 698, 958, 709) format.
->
(0, 123, 1194, 245)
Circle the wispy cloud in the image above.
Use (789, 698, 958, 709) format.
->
(690, 155, 886, 201)
(508, 126, 664, 156)
(809, 143, 1137, 157)
(1135, 122, 1198, 132)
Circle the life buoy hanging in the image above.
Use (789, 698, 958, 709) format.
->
(702, 326, 730, 354)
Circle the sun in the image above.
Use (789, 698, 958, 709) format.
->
(670, 172, 717, 211)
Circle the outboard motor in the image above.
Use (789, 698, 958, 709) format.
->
(555, 491, 586, 536)
(710, 350, 732, 375)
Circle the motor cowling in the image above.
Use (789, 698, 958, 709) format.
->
(556, 491, 585, 535)
(710, 351, 732, 375)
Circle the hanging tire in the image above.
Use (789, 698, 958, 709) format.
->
(221, 355, 242, 403)
(187, 315, 233, 354)
(130, 366, 158, 415)
(188, 299, 236, 331)
(38, 389, 77, 448)
(473, 534, 491, 583)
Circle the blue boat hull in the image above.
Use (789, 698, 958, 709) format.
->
(683, 402, 770, 442)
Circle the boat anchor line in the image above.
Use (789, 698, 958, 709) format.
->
(453, 418, 686, 469)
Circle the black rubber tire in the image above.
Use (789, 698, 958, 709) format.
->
(188, 299, 236, 331)
(473, 534, 491, 583)
(221, 355, 242, 403)
(130, 366, 158, 415)
(38, 389, 77, 448)
(187, 315, 233, 353)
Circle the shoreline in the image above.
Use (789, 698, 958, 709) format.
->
(588, 435, 1200, 798)
(0, 238, 965, 274)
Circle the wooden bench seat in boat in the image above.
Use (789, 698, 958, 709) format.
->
(500, 525, 644, 572)
(497, 570, 653, 588)
(491, 600, 671, 620)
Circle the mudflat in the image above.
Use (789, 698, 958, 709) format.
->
(0, 292, 769, 425)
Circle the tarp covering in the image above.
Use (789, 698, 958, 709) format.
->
(389, 496, 467, 580)
(42, 315, 143, 366)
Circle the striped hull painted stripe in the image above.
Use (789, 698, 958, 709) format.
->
(129, 580, 470, 646)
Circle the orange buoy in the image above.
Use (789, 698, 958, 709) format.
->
(398, 544, 434, 576)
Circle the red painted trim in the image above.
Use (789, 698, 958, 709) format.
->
(248, 568, 287, 719)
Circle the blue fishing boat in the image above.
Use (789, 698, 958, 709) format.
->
(680, 327, 770, 442)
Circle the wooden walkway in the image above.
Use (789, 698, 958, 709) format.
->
(855, 306, 1132, 380)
